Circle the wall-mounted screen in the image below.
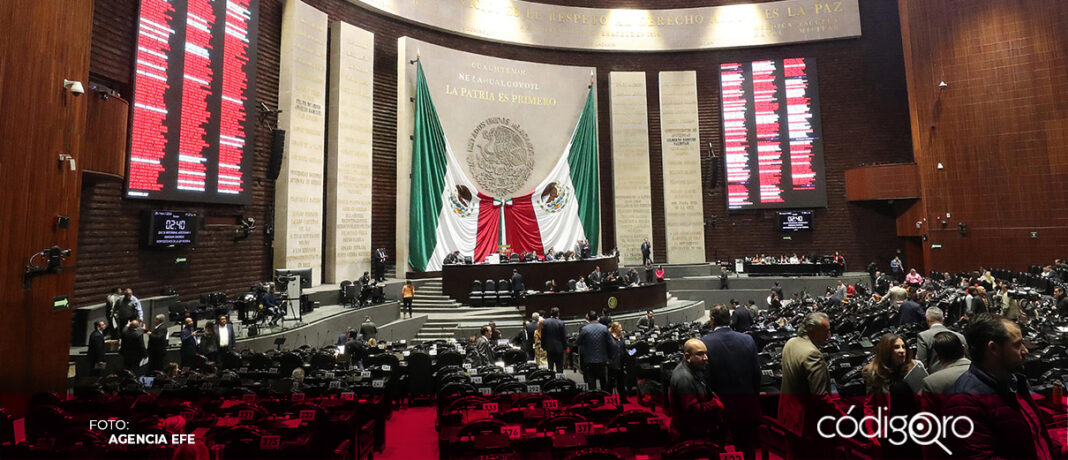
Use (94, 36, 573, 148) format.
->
(126, 0, 259, 204)
(144, 210, 199, 246)
(720, 57, 825, 211)
(777, 210, 813, 232)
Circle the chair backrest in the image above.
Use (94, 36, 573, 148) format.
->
(484, 279, 496, 291)
(471, 280, 482, 292)
(499, 279, 510, 291)
(510, 253, 521, 262)
(568, 279, 577, 291)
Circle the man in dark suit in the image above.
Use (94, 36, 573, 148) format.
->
(359, 316, 378, 341)
(730, 302, 753, 332)
(701, 305, 761, 460)
(510, 269, 524, 303)
(640, 238, 652, 265)
(580, 240, 591, 259)
(146, 314, 168, 372)
(898, 291, 926, 325)
(88, 320, 107, 375)
(214, 315, 236, 355)
(179, 317, 199, 368)
(524, 313, 540, 361)
(599, 308, 612, 326)
(373, 248, 387, 282)
(473, 325, 495, 366)
(916, 307, 967, 373)
(120, 319, 147, 374)
(540, 308, 566, 373)
(588, 266, 602, 290)
(576, 310, 613, 391)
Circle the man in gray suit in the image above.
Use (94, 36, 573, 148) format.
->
(779, 312, 841, 459)
(916, 307, 967, 373)
(921, 331, 970, 395)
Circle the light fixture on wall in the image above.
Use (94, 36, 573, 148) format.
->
(938, 81, 948, 89)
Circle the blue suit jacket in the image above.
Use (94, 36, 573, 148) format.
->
(576, 322, 613, 364)
(700, 327, 762, 421)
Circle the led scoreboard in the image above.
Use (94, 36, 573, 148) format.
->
(126, 0, 259, 205)
(720, 57, 826, 211)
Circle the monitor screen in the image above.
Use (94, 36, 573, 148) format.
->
(777, 210, 813, 231)
(125, 0, 259, 204)
(720, 57, 826, 210)
(144, 210, 199, 246)
(275, 268, 312, 290)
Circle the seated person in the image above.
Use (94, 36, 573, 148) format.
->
(544, 279, 559, 293)
(627, 268, 641, 286)
(575, 276, 589, 292)
(524, 251, 536, 262)
(544, 248, 555, 262)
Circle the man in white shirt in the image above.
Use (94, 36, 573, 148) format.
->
(215, 315, 236, 354)
(575, 277, 588, 291)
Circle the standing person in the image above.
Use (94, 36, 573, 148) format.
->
(359, 316, 378, 341)
(834, 280, 848, 299)
(898, 291, 926, 325)
(920, 332, 970, 396)
(88, 320, 107, 375)
(890, 256, 903, 282)
(540, 308, 566, 373)
(1054, 286, 1068, 315)
(214, 316, 236, 356)
(120, 319, 147, 374)
(576, 310, 612, 391)
(779, 312, 841, 459)
(401, 281, 415, 318)
(640, 237, 652, 265)
(373, 248, 387, 282)
(473, 325, 495, 366)
(146, 314, 168, 372)
(607, 322, 628, 403)
(861, 334, 926, 458)
(179, 317, 199, 368)
(588, 266, 602, 290)
(701, 305, 761, 460)
(644, 259, 654, 284)
(730, 301, 753, 333)
(199, 320, 218, 362)
(105, 288, 123, 339)
(668, 339, 724, 441)
(944, 314, 1059, 459)
(115, 289, 143, 327)
(510, 269, 524, 303)
(867, 261, 878, 290)
(524, 313, 540, 361)
(533, 317, 547, 366)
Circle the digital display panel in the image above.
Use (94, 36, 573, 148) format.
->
(144, 210, 199, 246)
(720, 57, 825, 210)
(777, 210, 813, 232)
(126, 0, 258, 204)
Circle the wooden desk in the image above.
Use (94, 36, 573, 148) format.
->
(442, 257, 618, 304)
(522, 283, 667, 319)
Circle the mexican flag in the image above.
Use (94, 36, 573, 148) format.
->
(408, 61, 481, 272)
(408, 61, 599, 272)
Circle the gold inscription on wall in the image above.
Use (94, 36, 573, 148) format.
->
(276, 0, 328, 285)
(609, 72, 653, 267)
(658, 71, 705, 264)
(352, 0, 861, 52)
(326, 21, 374, 283)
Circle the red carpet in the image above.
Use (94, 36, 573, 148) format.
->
(378, 405, 439, 459)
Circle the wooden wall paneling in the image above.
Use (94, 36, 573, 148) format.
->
(0, 0, 92, 398)
(82, 94, 129, 178)
(899, 0, 1068, 272)
(844, 163, 919, 201)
